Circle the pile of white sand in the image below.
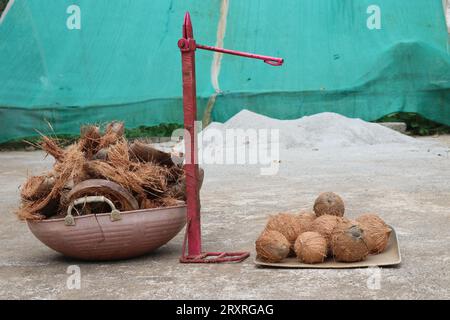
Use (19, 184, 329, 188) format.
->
(174, 110, 421, 153)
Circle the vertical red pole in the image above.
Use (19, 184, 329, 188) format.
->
(178, 12, 201, 256)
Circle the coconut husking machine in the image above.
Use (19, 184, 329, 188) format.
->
(178, 12, 283, 263)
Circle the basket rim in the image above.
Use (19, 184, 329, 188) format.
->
(26, 203, 186, 224)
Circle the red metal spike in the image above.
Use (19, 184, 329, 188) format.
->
(183, 12, 194, 39)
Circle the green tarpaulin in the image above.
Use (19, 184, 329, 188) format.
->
(0, 0, 449, 142)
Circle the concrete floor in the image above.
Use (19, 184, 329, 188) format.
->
(0, 136, 449, 299)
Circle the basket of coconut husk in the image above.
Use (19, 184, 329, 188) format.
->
(254, 192, 401, 268)
(18, 122, 203, 261)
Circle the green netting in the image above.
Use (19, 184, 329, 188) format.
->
(0, 0, 449, 142)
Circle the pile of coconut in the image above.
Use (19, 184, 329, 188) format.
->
(255, 192, 392, 264)
(17, 122, 190, 220)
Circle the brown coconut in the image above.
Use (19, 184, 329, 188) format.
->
(356, 213, 387, 228)
(294, 232, 328, 264)
(310, 214, 342, 250)
(331, 220, 369, 262)
(255, 230, 290, 263)
(356, 213, 391, 254)
(265, 213, 308, 245)
(313, 192, 345, 217)
(295, 210, 316, 232)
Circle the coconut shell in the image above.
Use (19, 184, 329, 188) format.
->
(255, 230, 290, 263)
(266, 213, 309, 244)
(331, 220, 369, 262)
(294, 231, 327, 264)
(356, 213, 391, 254)
(310, 215, 342, 250)
(313, 192, 345, 217)
(66, 179, 139, 212)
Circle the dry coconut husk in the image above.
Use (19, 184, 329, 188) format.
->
(129, 141, 174, 167)
(83, 160, 146, 198)
(139, 197, 180, 209)
(133, 164, 169, 198)
(17, 143, 87, 220)
(53, 143, 89, 185)
(310, 214, 342, 250)
(17, 121, 187, 220)
(255, 230, 290, 263)
(17, 198, 59, 220)
(20, 174, 55, 201)
(107, 139, 131, 169)
(295, 210, 316, 232)
(83, 159, 170, 199)
(139, 197, 157, 209)
(40, 136, 65, 162)
(294, 231, 327, 264)
(106, 121, 125, 137)
(356, 213, 391, 254)
(158, 196, 184, 207)
(98, 121, 124, 149)
(266, 213, 309, 245)
(168, 179, 185, 200)
(167, 167, 202, 200)
(79, 125, 101, 159)
(313, 192, 345, 217)
(331, 220, 369, 262)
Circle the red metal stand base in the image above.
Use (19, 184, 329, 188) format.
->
(179, 219, 250, 263)
(180, 252, 250, 264)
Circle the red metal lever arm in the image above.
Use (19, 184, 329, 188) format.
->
(196, 44, 284, 66)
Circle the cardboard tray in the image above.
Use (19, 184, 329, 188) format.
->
(254, 226, 401, 269)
